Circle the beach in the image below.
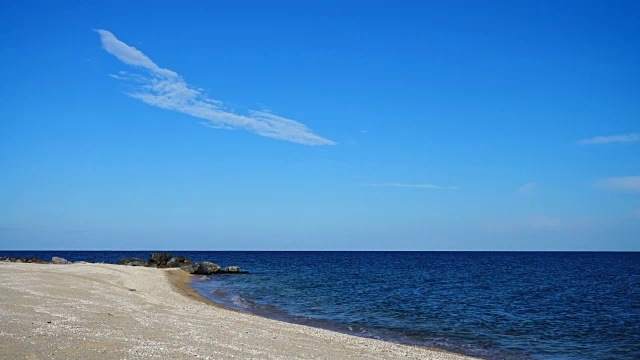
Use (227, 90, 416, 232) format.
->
(0, 263, 475, 360)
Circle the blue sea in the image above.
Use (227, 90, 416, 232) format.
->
(3, 251, 639, 359)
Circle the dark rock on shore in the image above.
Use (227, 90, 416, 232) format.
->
(29, 257, 49, 264)
(0, 256, 50, 264)
(129, 258, 146, 266)
(1, 253, 248, 274)
(117, 258, 147, 266)
(167, 256, 191, 268)
(192, 262, 221, 275)
(180, 262, 245, 275)
(179, 263, 197, 274)
(114, 254, 228, 274)
(149, 253, 172, 267)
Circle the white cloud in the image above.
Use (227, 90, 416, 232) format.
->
(578, 133, 640, 145)
(366, 183, 459, 190)
(96, 30, 177, 78)
(96, 29, 335, 146)
(519, 182, 537, 195)
(596, 176, 640, 193)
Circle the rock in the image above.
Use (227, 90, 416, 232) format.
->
(192, 262, 221, 275)
(27, 257, 49, 264)
(178, 262, 243, 275)
(166, 258, 180, 267)
(0, 257, 30, 263)
(179, 263, 197, 274)
(51, 257, 69, 264)
(167, 256, 192, 268)
(128, 258, 147, 266)
(117, 257, 146, 266)
(149, 253, 172, 267)
(27, 257, 38, 263)
(222, 266, 241, 273)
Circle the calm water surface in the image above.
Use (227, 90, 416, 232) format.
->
(4, 251, 639, 359)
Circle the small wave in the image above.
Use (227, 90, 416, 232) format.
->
(230, 295, 254, 309)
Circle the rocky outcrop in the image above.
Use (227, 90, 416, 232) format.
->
(30, 257, 50, 264)
(130, 258, 147, 266)
(51, 257, 69, 264)
(167, 256, 191, 268)
(117, 258, 147, 266)
(1, 253, 248, 274)
(192, 262, 221, 275)
(180, 262, 241, 275)
(0, 256, 49, 264)
(179, 263, 197, 274)
(222, 266, 241, 273)
(148, 253, 172, 267)
(112, 254, 233, 275)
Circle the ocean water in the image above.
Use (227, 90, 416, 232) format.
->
(2, 251, 639, 359)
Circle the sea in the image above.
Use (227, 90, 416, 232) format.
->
(2, 251, 638, 360)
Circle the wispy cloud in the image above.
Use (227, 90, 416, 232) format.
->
(519, 182, 537, 196)
(96, 29, 335, 145)
(578, 133, 640, 145)
(366, 183, 459, 190)
(596, 176, 640, 193)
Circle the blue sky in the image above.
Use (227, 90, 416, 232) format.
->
(1, 0, 639, 250)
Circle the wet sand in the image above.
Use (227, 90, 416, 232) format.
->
(0, 262, 477, 359)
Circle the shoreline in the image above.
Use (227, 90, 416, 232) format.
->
(164, 268, 246, 314)
(0, 262, 477, 359)
(174, 271, 466, 356)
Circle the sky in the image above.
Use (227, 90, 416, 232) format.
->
(1, 0, 639, 250)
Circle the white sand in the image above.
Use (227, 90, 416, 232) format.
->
(0, 263, 477, 359)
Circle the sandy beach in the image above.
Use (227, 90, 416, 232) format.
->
(0, 262, 476, 360)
